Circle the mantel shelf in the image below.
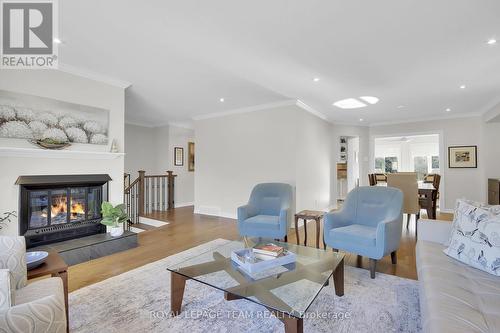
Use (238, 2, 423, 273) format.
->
(0, 147, 125, 160)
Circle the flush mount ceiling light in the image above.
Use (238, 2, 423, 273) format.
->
(359, 118, 364, 122)
(446, 108, 451, 112)
(333, 96, 379, 109)
(487, 38, 497, 45)
(219, 98, 225, 102)
(459, 85, 466, 89)
(313, 77, 320, 82)
(359, 96, 379, 105)
(333, 98, 367, 109)
(397, 105, 405, 109)
(53, 38, 62, 44)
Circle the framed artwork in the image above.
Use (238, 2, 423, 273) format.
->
(448, 146, 477, 168)
(0, 89, 109, 145)
(188, 142, 195, 171)
(174, 147, 184, 166)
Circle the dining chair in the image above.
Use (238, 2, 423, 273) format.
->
(374, 173, 387, 183)
(387, 173, 420, 233)
(368, 174, 377, 186)
(419, 174, 441, 219)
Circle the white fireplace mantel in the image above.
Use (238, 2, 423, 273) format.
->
(0, 147, 125, 160)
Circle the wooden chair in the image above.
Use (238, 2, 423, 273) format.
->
(374, 173, 387, 183)
(387, 173, 420, 233)
(368, 174, 377, 186)
(420, 174, 441, 218)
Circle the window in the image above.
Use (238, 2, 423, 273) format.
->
(385, 157, 398, 173)
(414, 156, 428, 180)
(375, 157, 384, 171)
(432, 156, 439, 170)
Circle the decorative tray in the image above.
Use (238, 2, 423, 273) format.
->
(231, 248, 296, 274)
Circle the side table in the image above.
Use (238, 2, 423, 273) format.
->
(27, 251, 69, 332)
(294, 210, 326, 249)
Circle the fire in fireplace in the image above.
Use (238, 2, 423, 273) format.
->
(16, 175, 111, 248)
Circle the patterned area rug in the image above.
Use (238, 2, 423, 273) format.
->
(69, 239, 421, 332)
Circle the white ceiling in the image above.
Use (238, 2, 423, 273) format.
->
(59, 0, 500, 126)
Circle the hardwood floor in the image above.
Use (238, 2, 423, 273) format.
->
(67, 206, 452, 292)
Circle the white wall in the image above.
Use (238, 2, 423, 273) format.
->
(0, 70, 125, 236)
(194, 105, 332, 218)
(124, 123, 195, 206)
(124, 123, 157, 175)
(370, 117, 485, 210)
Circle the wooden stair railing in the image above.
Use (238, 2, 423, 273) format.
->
(124, 170, 177, 226)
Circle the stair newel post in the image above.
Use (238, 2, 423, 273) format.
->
(166, 170, 176, 210)
(138, 170, 146, 217)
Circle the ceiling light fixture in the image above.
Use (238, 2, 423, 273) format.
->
(446, 108, 451, 112)
(459, 85, 466, 89)
(313, 77, 320, 82)
(53, 38, 62, 44)
(333, 98, 367, 109)
(359, 118, 364, 122)
(219, 98, 225, 102)
(397, 105, 405, 109)
(487, 38, 497, 45)
(359, 96, 379, 105)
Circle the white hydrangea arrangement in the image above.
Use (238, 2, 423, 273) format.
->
(0, 105, 16, 121)
(58, 116, 77, 128)
(90, 133, 107, 144)
(41, 128, 68, 142)
(0, 121, 33, 139)
(65, 127, 88, 143)
(0, 103, 108, 146)
(28, 121, 48, 139)
(83, 121, 105, 134)
(15, 107, 35, 122)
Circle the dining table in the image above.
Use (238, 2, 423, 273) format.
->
(377, 181, 438, 219)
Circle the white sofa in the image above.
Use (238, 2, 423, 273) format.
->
(416, 219, 500, 333)
(0, 236, 66, 333)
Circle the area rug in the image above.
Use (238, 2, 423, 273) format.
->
(69, 239, 421, 332)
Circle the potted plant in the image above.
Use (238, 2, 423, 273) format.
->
(100, 202, 127, 237)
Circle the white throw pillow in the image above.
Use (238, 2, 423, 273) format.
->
(444, 199, 500, 276)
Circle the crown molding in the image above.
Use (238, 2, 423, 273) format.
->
(295, 100, 329, 121)
(368, 112, 482, 127)
(168, 121, 194, 130)
(125, 120, 156, 128)
(57, 63, 132, 89)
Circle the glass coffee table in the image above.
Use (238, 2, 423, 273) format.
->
(167, 238, 345, 333)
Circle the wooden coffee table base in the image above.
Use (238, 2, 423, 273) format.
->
(170, 258, 344, 333)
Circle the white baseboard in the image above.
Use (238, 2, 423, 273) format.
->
(438, 208, 454, 214)
(175, 202, 194, 208)
(194, 206, 237, 220)
(139, 216, 170, 227)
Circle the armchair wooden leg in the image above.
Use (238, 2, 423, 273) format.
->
(283, 235, 288, 243)
(332, 248, 338, 252)
(391, 251, 397, 264)
(369, 259, 377, 279)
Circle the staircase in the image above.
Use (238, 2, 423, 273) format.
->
(124, 170, 177, 230)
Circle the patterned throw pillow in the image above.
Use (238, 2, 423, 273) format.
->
(444, 199, 500, 276)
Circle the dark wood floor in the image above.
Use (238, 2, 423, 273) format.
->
(67, 206, 452, 292)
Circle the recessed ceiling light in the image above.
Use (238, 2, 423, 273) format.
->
(359, 96, 379, 105)
(487, 38, 497, 45)
(313, 77, 320, 82)
(53, 38, 62, 44)
(397, 105, 405, 109)
(219, 98, 225, 102)
(459, 85, 466, 89)
(359, 118, 364, 122)
(333, 98, 367, 109)
(446, 108, 451, 112)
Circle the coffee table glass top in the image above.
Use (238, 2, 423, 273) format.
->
(167, 238, 344, 318)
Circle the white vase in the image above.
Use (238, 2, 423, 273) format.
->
(109, 225, 124, 237)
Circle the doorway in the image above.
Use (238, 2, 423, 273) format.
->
(337, 136, 360, 203)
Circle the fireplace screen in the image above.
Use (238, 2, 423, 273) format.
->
(28, 186, 102, 229)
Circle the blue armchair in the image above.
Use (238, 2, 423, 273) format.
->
(324, 186, 403, 278)
(237, 183, 293, 241)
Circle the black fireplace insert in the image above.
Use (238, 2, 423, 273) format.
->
(16, 174, 111, 248)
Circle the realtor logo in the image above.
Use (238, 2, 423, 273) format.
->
(1, 0, 58, 68)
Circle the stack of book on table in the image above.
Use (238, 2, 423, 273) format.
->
(231, 243, 296, 274)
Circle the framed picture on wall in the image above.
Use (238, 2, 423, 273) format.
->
(448, 146, 477, 168)
(188, 142, 195, 171)
(174, 147, 184, 166)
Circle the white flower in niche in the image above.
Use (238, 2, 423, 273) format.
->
(42, 128, 68, 142)
(29, 121, 48, 140)
(65, 127, 88, 143)
(0, 121, 33, 138)
(90, 133, 107, 144)
(0, 105, 16, 121)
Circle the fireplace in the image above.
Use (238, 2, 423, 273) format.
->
(16, 175, 111, 248)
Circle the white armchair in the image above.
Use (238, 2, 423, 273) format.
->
(0, 236, 66, 333)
